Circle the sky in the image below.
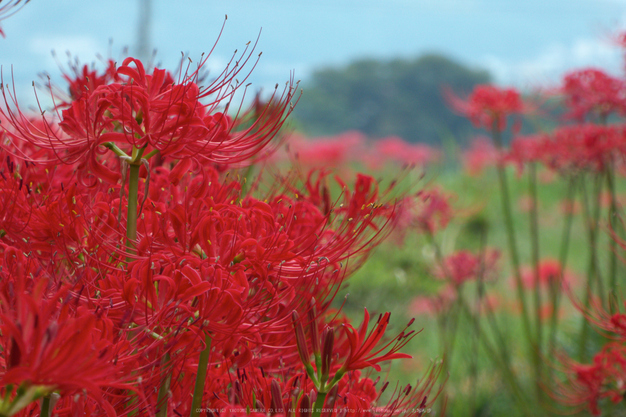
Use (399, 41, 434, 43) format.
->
(1, 0, 626, 107)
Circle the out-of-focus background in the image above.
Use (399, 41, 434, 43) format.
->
(1, 0, 625, 145)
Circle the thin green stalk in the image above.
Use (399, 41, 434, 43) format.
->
(156, 353, 172, 417)
(40, 396, 51, 417)
(428, 232, 452, 414)
(190, 335, 212, 417)
(126, 163, 140, 257)
(311, 391, 327, 417)
(547, 175, 576, 366)
(435, 310, 450, 414)
(103, 142, 130, 158)
(435, 293, 463, 414)
(591, 175, 605, 300)
(456, 296, 535, 417)
(427, 233, 462, 367)
(528, 162, 543, 401)
(143, 149, 160, 160)
(605, 160, 620, 309)
(470, 228, 488, 415)
(491, 125, 534, 370)
(578, 174, 604, 360)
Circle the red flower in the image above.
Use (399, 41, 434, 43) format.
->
(561, 68, 626, 121)
(2, 50, 299, 181)
(517, 258, 573, 290)
(446, 84, 525, 131)
(282, 131, 366, 170)
(436, 249, 500, 286)
(542, 124, 624, 173)
(412, 188, 454, 235)
(409, 285, 457, 316)
(372, 136, 439, 167)
(462, 136, 500, 176)
(507, 134, 547, 173)
(60, 58, 120, 103)
(339, 309, 414, 373)
(0, 278, 135, 415)
(556, 343, 626, 415)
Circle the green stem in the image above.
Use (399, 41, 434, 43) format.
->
(156, 353, 172, 417)
(456, 295, 535, 417)
(470, 228, 488, 415)
(103, 142, 129, 158)
(528, 162, 543, 401)
(435, 312, 448, 413)
(143, 149, 160, 160)
(427, 231, 469, 413)
(126, 163, 140, 257)
(591, 175, 605, 300)
(547, 176, 576, 367)
(40, 396, 51, 417)
(491, 125, 534, 368)
(190, 335, 212, 417)
(605, 160, 620, 310)
(578, 174, 603, 360)
(311, 391, 327, 417)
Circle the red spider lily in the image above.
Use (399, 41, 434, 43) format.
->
(561, 68, 626, 122)
(0, 277, 139, 415)
(1, 48, 299, 182)
(338, 309, 415, 373)
(59, 58, 121, 104)
(555, 343, 626, 416)
(540, 124, 625, 173)
(515, 258, 574, 290)
(412, 188, 454, 235)
(435, 249, 500, 286)
(282, 131, 367, 170)
(371, 136, 439, 168)
(566, 286, 626, 341)
(408, 285, 457, 317)
(507, 133, 547, 173)
(462, 135, 500, 176)
(445, 84, 525, 132)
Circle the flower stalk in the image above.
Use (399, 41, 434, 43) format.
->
(528, 162, 543, 400)
(190, 334, 212, 417)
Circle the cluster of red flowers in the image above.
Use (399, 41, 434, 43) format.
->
(449, 63, 626, 414)
(508, 124, 626, 174)
(451, 70, 626, 178)
(435, 249, 500, 287)
(277, 132, 439, 171)
(445, 84, 525, 132)
(0, 45, 441, 416)
(561, 69, 626, 122)
(556, 334, 626, 415)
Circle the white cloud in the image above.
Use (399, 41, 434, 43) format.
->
(480, 36, 624, 90)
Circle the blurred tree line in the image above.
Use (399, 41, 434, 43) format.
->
(292, 54, 491, 145)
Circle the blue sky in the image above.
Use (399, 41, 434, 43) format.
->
(1, 0, 625, 106)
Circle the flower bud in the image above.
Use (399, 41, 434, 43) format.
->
(292, 311, 310, 365)
(308, 298, 320, 356)
(321, 326, 334, 379)
(300, 394, 311, 417)
(270, 379, 284, 415)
